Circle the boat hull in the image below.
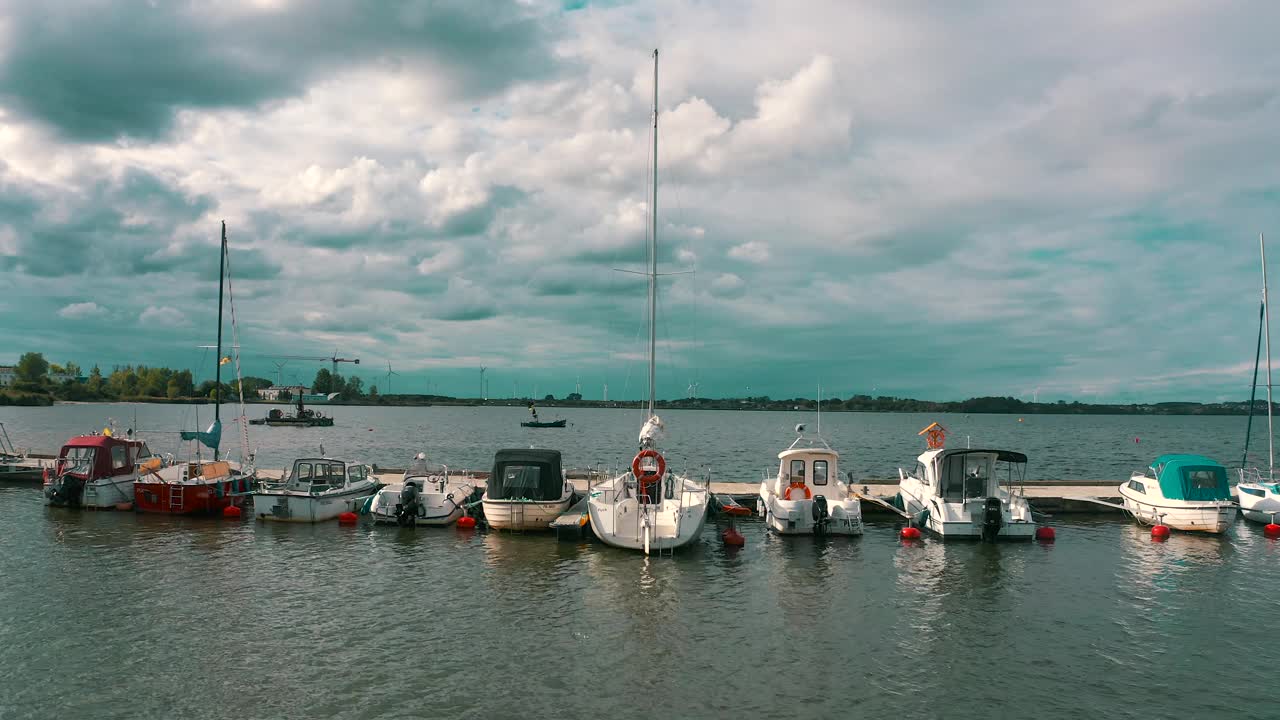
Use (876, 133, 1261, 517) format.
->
(369, 481, 478, 527)
(1237, 483, 1280, 524)
(134, 477, 255, 515)
(588, 474, 709, 552)
(482, 496, 572, 531)
(1120, 490, 1235, 533)
(896, 480, 1037, 540)
(520, 420, 566, 428)
(758, 480, 863, 536)
(44, 475, 136, 509)
(252, 484, 376, 522)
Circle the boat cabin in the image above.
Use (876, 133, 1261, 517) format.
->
(776, 447, 840, 497)
(488, 449, 564, 501)
(53, 434, 157, 481)
(913, 448, 1027, 502)
(1130, 454, 1231, 501)
(284, 458, 368, 492)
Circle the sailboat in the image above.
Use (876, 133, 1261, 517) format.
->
(134, 221, 258, 514)
(586, 49, 710, 555)
(1238, 233, 1280, 525)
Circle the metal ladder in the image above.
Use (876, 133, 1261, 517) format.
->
(169, 484, 184, 511)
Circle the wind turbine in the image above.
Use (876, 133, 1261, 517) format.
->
(271, 360, 289, 386)
(385, 361, 400, 394)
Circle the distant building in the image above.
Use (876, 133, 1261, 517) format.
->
(257, 385, 308, 401)
(0, 367, 13, 387)
(0, 366, 83, 386)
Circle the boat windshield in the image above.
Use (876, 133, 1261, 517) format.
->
(57, 447, 96, 477)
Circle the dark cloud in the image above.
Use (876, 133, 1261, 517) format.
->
(0, 0, 565, 142)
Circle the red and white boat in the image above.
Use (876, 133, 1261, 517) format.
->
(44, 432, 170, 509)
(134, 221, 258, 515)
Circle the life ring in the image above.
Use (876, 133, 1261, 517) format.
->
(631, 449, 666, 485)
(783, 481, 812, 501)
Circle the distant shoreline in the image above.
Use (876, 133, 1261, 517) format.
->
(0, 393, 1267, 416)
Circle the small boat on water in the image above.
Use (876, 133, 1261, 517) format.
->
(521, 403, 566, 428)
(252, 458, 379, 522)
(368, 453, 482, 527)
(481, 449, 574, 531)
(249, 395, 334, 427)
(1120, 454, 1236, 533)
(43, 431, 172, 509)
(894, 423, 1037, 540)
(135, 221, 258, 515)
(0, 422, 46, 482)
(758, 423, 862, 535)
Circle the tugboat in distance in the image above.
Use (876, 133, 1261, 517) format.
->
(250, 393, 335, 427)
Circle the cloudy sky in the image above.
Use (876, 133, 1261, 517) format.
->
(1, 0, 1278, 402)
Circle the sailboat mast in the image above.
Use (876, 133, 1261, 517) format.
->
(214, 221, 227, 461)
(1262, 233, 1273, 473)
(647, 48, 658, 418)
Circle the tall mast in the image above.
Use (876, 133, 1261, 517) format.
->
(214, 221, 227, 461)
(1263, 233, 1273, 473)
(647, 48, 659, 418)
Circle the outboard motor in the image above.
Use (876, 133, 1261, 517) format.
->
(44, 473, 84, 508)
(979, 496, 1004, 542)
(396, 482, 421, 527)
(811, 495, 830, 533)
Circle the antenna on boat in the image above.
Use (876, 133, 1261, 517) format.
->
(816, 383, 821, 436)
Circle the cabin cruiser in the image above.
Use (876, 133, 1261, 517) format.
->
(481, 449, 574, 531)
(43, 432, 171, 509)
(252, 458, 379, 522)
(1120, 455, 1236, 533)
(758, 423, 862, 535)
(368, 453, 482, 527)
(896, 426, 1036, 540)
(588, 416, 709, 554)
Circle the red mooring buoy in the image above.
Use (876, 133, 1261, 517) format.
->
(337, 511, 358, 525)
(900, 526, 922, 541)
(222, 505, 242, 519)
(1035, 526, 1056, 542)
(456, 516, 477, 530)
(1151, 524, 1171, 541)
(1264, 523, 1280, 539)
(722, 527, 745, 546)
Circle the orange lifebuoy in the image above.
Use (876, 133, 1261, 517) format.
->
(631, 449, 666, 485)
(783, 481, 812, 501)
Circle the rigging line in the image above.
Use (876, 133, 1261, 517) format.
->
(1244, 300, 1265, 469)
(221, 231, 252, 466)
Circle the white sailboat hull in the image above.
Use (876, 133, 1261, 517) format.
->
(252, 483, 377, 523)
(588, 473, 709, 552)
(1237, 483, 1280, 524)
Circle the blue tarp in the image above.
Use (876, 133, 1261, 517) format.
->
(180, 419, 222, 451)
(1151, 454, 1231, 502)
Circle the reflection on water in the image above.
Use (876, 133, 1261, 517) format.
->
(4, 485, 1280, 719)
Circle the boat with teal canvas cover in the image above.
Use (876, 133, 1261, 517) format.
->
(1119, 454, 1236, 533)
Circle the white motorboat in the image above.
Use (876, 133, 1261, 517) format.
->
(43, 431, 172, 509)
(758, 423, 862, 535)
(1120, 455, 1236, 533)
(252, 457, 379, 522)
(895, 424, 1036, 540)
(1237, 232, 1280, 525)
(481, 449, 573, 531)
(368, 453, 481, 527)
(586, 49, 710, 555)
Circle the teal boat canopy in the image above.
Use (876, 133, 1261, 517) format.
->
(1150, 454, 1231, 502)
(180, 419, 222, 452)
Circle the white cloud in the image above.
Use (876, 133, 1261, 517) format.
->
(58, 301, 106, 319)
(139, 306, 188, 328)
(416, 244, 465, 275)
(728, 241, 770, 264)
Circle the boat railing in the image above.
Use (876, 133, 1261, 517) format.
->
(1237, 466, 1280, 484)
